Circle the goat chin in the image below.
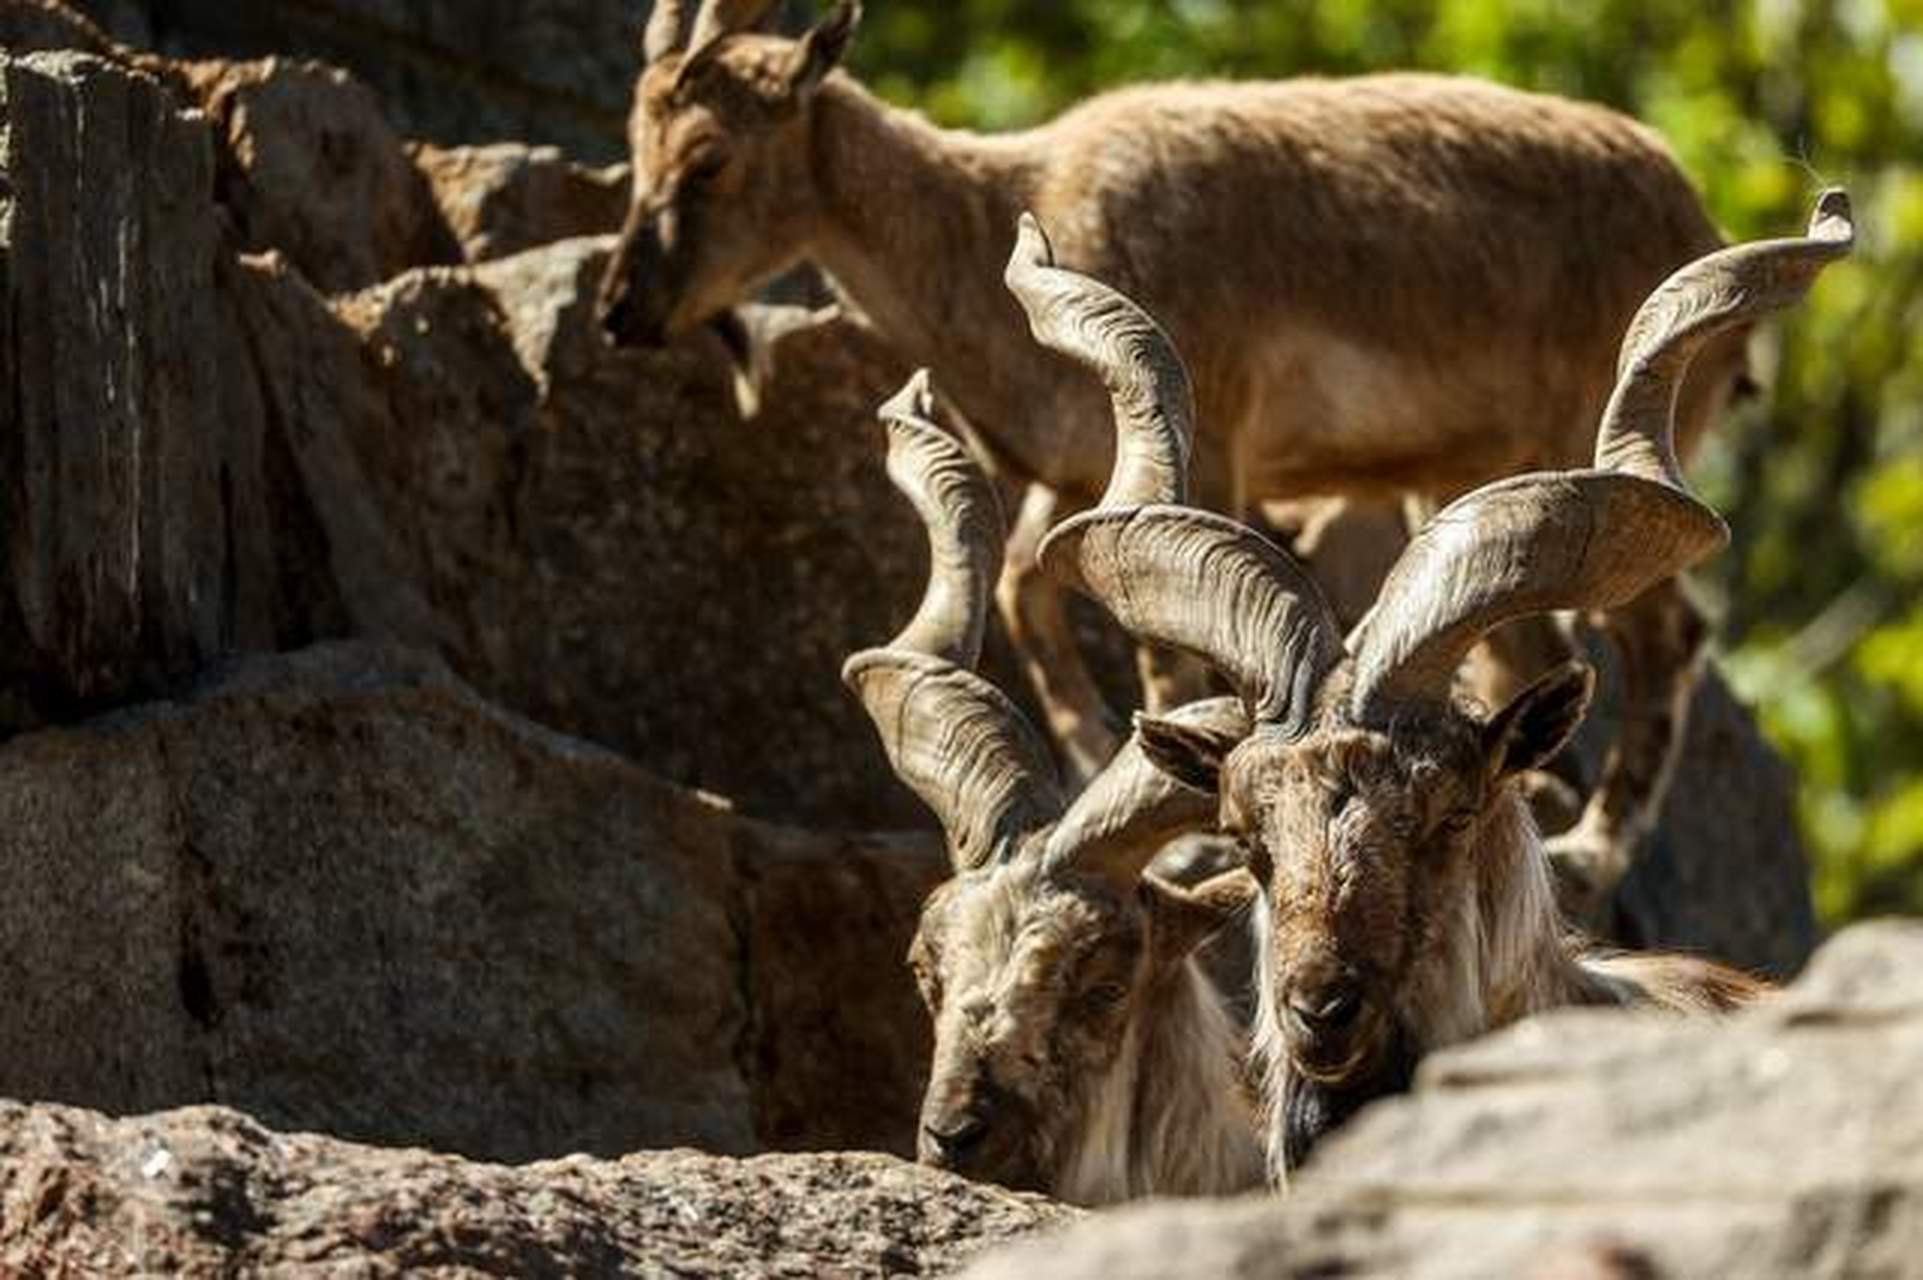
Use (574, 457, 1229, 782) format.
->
(1280, 1029, 1418, 1173)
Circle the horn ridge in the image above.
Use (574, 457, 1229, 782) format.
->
(843, 650, 1064, 871)
(876, 370, 1006, 666)
(1597, 187, 1854, 488)
(1039, 505, 1340, 738)
(1005, 212, 1194, 508)
(644, 0, 694, 62)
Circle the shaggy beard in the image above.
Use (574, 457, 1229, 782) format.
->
(1280, 1028, 1418, 1172)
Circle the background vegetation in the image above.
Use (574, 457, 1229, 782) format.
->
(848, 0, 1923, 922)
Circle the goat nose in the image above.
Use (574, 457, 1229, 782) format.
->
(924, 1112, 991, 1159)
(1289, 982, 1362, 1032)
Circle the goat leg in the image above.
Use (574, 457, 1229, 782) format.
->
(1547, 578, 1710, 926)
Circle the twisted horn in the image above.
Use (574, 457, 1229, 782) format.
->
(1349, 190, 1854, 723)
(1005, 213, 1192, 508)
(1043, 697, 1251, 884)
(845, 372, 1061, 870)
(843, 652, 1064, 870)
(875, 370, 1006, 664)
(1599, 187, 1854, 482)
(1013, 214, 1342, 738)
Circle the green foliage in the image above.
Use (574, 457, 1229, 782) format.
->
(844, 0, 1923, 921)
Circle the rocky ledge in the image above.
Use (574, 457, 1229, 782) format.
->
(967, 920, 1923, 1280)
(0, 1102, 1073, 1276)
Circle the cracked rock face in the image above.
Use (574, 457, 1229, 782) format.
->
(0, 1101, 1076, 1276)
(0, 640, 943, 1164)
(964, 921, 1923, 1280)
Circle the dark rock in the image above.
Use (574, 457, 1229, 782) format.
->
(0, 640, 947, 1161)
(180, 56, 463, 292)
(1612, 669, 1816, 978)
(0, 49, 345, 729)
(319, 237, 947, 828)
(71, 0, 657, 161)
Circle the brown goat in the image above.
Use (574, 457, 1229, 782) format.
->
(1019, 192, 1851, 1180)
(600, 0, 1764, 922)
(843, 371, 1264, 1204)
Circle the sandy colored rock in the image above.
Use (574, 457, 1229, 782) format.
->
(413, 141, 629, 261)
(0, 1101, 1075, 1276)
(965, 921, 1923, 1280)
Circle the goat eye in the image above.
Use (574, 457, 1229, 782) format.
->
(1082, 982, 1129, 1009)
(1440, 809, 1476, 837)
(682, 155, 727, 193)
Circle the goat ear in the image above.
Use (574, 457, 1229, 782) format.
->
(785, 0, 860, 93)
(1142, 869, 1257, 961)
(1483, 660, 1595, 783)
(1134, 710, 1236, 794)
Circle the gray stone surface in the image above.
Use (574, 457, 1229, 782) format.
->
(326, 236, 946, 828)
(0, 1101, 1074, 1276)
(0, 641, 945, 1163)
(0, 49, 348, 729)
(965, 921, 1923, 1280)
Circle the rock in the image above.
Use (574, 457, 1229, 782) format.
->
(71, 0, 657, 161)
(0, 640, 946, 1162)
(1612, 669, 1815, 978)
(963, 921, 1923, 1280)
(0, 49, 347, 729)
(740, 827, 941, 1152)
(0, 1101, 1074, 1276)
(0, 0, 116, 54)
(412, 141, 629, 262)
(181, 56, 461, 292)
(316, 237, 955, 828)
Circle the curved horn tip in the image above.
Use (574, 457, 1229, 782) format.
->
(878, 368, 937, 425)
(1809, 187, 1854, 246)
(839, 647, 882, 693)
(1009, 212, 1056, 274)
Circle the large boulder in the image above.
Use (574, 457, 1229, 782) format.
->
(317, 237, 946, 829)
(0, 49, 348, 729)
(180, 56, 462, 292)
(0, 1101, 1074, 1275)
(67, 0, 658, 160)
(0, 0, 116, 54)
(0, 640, 943, 1163)
(1612, 669, 1815, 977)
(966, 920, 1923, 1280)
